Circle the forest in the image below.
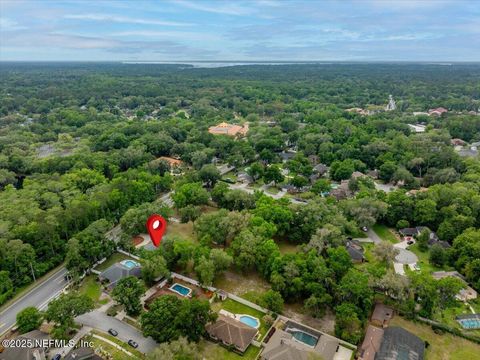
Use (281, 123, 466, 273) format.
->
(1, 62, 480, 344)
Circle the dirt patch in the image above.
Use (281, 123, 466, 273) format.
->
(132, 236, 143, 246)
(283, 302, 336, 335)
(214, 270, 271, 295)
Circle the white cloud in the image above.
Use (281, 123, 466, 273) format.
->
(0, 17, 27, 31)
(173, 0, 252, 15)
(64, 14, 193, 26)
(110, 30, 222, 42)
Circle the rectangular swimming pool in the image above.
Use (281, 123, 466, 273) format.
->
(290, 330, 318, 347)
(169, 283, 192, 297)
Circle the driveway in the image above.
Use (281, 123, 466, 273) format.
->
(76, 311, 157, 353)
(394, 241, 418, 264)
(366, 229, 382, 244)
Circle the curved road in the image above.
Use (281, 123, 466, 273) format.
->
(76, 311, 157, 353)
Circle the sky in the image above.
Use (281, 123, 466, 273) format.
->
(1, 0, 479, 62)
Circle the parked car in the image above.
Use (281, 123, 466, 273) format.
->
(361, 226, 368, 232)
(108, 329, 118, 336)
(128, 340, 139, 348)
(407, 240, 414, 245)
(52, 354, 61, 360)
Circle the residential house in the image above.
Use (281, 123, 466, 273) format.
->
(451, 138, 467, 146)
(98, 259, 142, 289)
(370, 304, 394, 328)
(261, 320, 353, 360)
(278, 150, 296, 163)
(329, 180, 352, 200)
(158, 156, 183, 167)
(205, 314, 257, 354)
(408, 124, 426, 133)
(375, 327, 425, 360)
(237, 172, 254, 184)
(428, 107, 448, 116)
(432, 271, 478, 301)
(309, 163, 329, 182)
(358, 325, 384, 360)
(64, 348, 102, 360)
(208, 122, 249, 137)
(0, 330, 50, 360)
(345, 240, 365, 263)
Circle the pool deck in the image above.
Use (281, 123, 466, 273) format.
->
(144, 278, 213, 307)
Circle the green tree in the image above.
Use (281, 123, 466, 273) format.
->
(45, 292, 93, 339)
(263, 165, 284, 185)
(147, 337, 200, 360)
(141, 296, 216, 343)
(373, 241, 399, 263)
(312, 179, 331, 195)
(0, 270, 13, 305)
(112, 276, 146, 316)
(141, 251, 170, 286)
(335, 303, 363, 344)
(120, 202, 172, 236)
(429, 245, 446, 267)
(179, 205, 201, 224)
(199, 164, 220, 188)
(260, 290, 284, 313)
(246, 162, 264, 181)
(173, 183, 209, 209)
(416, 228, 430, 252)
(16, 307, 43, 334)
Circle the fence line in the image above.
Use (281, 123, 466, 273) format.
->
(117, 249, 140, 260)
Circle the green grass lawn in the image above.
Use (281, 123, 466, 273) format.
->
(166, 221, 195, 241)
(199, 340, 261, 360)
(277, 240, 299, 254)
(212, 298, 268, 337)
(266, 186, 280, 194)
(390, 316, 480, 360)
(78, 275, 102, 303)
(372, 224, 398, 243)
(94, 252, 133, 271)
(91, 330, 145, 358)
(408, 243, 443, 274)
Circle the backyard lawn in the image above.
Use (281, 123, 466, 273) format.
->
(390, 316, 480, 360)
(199, 339, 261, 360)
(94, 252, 133, 271)
(373, 224, 398, 243)
(212, 298, 268, 337)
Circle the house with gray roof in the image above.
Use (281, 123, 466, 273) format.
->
(261, 320, 353, 360)
(98, 259, 142, 289)
(375, 327, 425, 360)
(0, 330, 50, 360)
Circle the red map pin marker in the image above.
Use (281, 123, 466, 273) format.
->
(146, 214, 167, 247)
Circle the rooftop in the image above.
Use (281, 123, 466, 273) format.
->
(208, 122, 249, 137)
(205, 314, 257, 353)
(375, 326, 425, 360)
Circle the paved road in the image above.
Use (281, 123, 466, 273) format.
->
(76, 311, 157, 353)
(0, 267, 68, 335)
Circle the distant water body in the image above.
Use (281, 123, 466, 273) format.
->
(122, 61, 329, 68)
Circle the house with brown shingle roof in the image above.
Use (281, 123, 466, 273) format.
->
(371, 303, 394, 328)
(358, 325, 384, 360)
(205, 314, 257, 353)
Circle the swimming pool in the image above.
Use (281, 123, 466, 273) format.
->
(458, 318, 480, 329)
(121, 260, 140, 269)
(290, 330, 318, 347)
(169, 283, 192, 297)
(238, 315, 260, 328)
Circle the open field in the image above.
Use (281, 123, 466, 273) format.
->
(214, 270, 271, 295)
(390, 316, 480, 360)
(373, 224, 399, 243)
